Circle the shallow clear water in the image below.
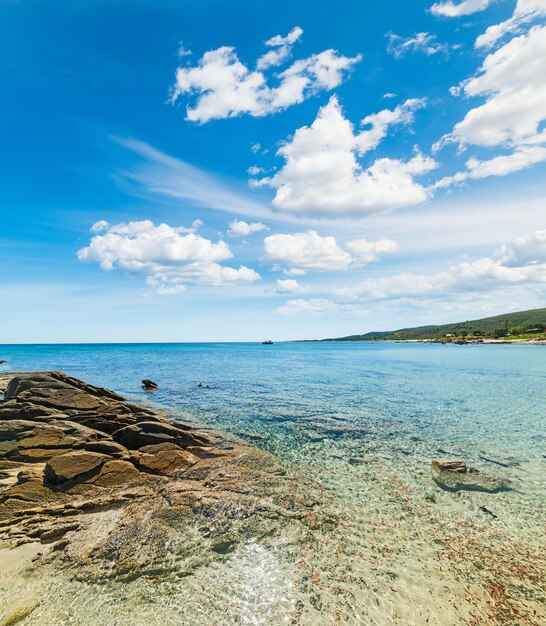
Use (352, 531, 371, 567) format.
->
(1, 342, 545, 625)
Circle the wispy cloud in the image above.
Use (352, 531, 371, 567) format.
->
(112, 136, 384, 228)
(386, 32, 455, 59)
(113, 136, 276, 220)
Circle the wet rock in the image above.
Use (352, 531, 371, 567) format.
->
(139, 448, 199, 476)
(431, 458, 512, 493)
(141, 379, 158, 390)
(44, 451, 109, 484)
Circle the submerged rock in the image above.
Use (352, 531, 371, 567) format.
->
(141, 379, 158, 390)
(432, 458, 467, 473)
(431, 458, 512, 493)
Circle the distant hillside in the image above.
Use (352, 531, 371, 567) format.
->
(317, 308, 546, 341)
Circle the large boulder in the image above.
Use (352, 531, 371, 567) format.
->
(44, 451, 109, 484)
(113, 421, 208, 450)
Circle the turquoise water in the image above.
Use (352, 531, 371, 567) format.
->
(1, 342, 545, 624)
(1, 342, 544, 466)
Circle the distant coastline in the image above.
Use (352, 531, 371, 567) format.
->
(297, 306, 546, 344)
(299, 338, 546, 345)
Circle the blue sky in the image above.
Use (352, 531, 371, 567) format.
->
(1, 0, 545, 342)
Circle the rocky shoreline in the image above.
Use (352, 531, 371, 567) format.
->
(0, 371, 321, 623)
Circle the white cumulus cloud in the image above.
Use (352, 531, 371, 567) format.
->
(334, 228, 546, 302)
(228, 220, 269, 237)
(430, 0, 494, 18)
(277, 298, 338, 315)
(346, 238, 399, 263)
(476, 0, 546, 48)
(254, 96, 436, 217)
(170, 29, 360, 123)
(264, 230, 352, 273)
(263, 230, 398, 274)
(90, 220, 110, 233)
(275, 278, 308, 294)
(257, 26, 303, 70)
(496, 228, 546, 266)
(435, 9, 546, 188)
(434, 145, 546, 188)
(452, 25, 546, 148)
(78, 220, 260, 294)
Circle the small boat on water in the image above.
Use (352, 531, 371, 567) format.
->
(261, 340, 273, 345)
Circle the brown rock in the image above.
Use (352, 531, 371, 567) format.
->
(92, 460, 141, 487)
(17, 388, 103, 412)
(0, 476, 61, 507)
(139, 449, 199, 476)
(0, 401, 68, 421)
(16, 467, 43, 484)
(139, 442, 179, 453)
(75, 415, 134, 434)
(11, 448, 71, 462)
(0, 419, 44, 440)
(113, 421, 208, 450)
(17, 431, 80, 450)
(44, 451, 108, 484)
(84, 440, 129, 456)
(5, 371, 125, 403)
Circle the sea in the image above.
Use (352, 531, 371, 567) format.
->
(0, 342, 545, 625)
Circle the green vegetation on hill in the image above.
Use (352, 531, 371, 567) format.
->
(317, 308, 546, 342)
